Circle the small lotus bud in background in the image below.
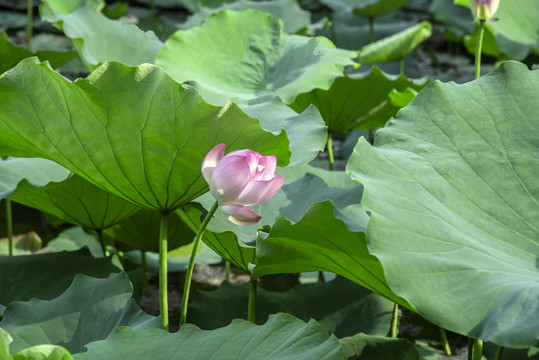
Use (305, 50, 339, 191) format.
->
(201, 144, 285, 225)
(469, 0, 500, 21)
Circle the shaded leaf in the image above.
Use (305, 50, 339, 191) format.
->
(340, 333, 419, 360)
(0, 232, 42, 256)
(320, 0, 412, 17)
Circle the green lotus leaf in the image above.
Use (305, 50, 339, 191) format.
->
(189, 276, 393, 337)
(157, 9, 357, 105)
(319, 0, 412, 17)
(0, 158, 70, 200)
(347, 61, 538, 347)
(340, 333, 419, 360)
(430, 0, 473, 39)
(358, 21, 432, 63)
(0, 231, 42, 256)
(181, 0, 311, 33)
(40, 0, 163, 68)
(0, 58, 290, 212)
(177, 173, 363, 270)
(0, 249, 120, 316)
(291, 66, 429, 132)
(45, 227, 103, 257)
(9, 174, 140, 231)
(253, 200, 410, 308)
(75, 313, 343, 360)
(0, 328, 74, 360)
(103, 210, 194, 253)
(1, 272, 160, 354)
(455, 0, 539, 60)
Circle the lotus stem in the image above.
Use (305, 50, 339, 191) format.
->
(142, 251, 150, 296)
(467, 338, 474, 360)
(180, 201, 219, 327)
(400, 59, 405, 76)
(472, 339, 483, 360)
(27, 0, 33, 50)
(248, 275, 257, 323)
(327, 133, 334, 171)
(494, 346, 504, 360)
(439, 327, 451, 355)
(159, 212, 169, 330)
(318, 271, 326, 282)
(225, 260, 231, 281)
(96, 229, 109, 257)
(6, 199, 13, 256)
(474, 20, 485, 79)
(368, 17, 375, 43)
(389, 302, 399, 338)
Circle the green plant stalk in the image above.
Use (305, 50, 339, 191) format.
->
(439, 327, 451, 356)
(318, 271, 326, 282)
(368, 17, 375, 43)
(467, 338, 474, 360)
(6, 199, 13, 256)
(142, 251, 150, 296)
(225, 260, 231, 281)
(474, 20, 486, 79)
(494, 346, 504, 360)
(159, 212, 169, 330)
(389, 302, 399, 338)
(180, 201, 219, 327)
(400, 59, 405, 76)
(27, 0, 33, 50)
(327, 133, 334, 171)
(96, 229, 109, 257)
(247, 275, 257, 323)
(472, 339, 483, 360)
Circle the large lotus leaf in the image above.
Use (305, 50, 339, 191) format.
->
(75, 313, 343, 360)
(1, 272, 160, 354)
(181, 0, 310, 33)
(40, 0, 163, 68)
(291, 66, 429, 132)
(253, 200, 410, 308)
(189, 276, 393, 337)
(0, 248, 120, 316)
(347, 61, 538, 347)
(45, 227, 103, 257)
(103, 210, 194, 252)
(340, 333, 419, 360)
(0, 329, 74, 360)
(320, 0, 412, 17)
(455, 0, 539, 60)
(0, 33, 77, 74)
(9, 174, 140, 230)
(0, 158, 70, 200)
(0, 58, 290, 212)
(177, 173, 363, 270)
(358, 21, 432, 63)
(156, 9, 357, 105)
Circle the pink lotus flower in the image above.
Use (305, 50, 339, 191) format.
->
(469, 0, 499, 20)
(201, 144, 285, 225)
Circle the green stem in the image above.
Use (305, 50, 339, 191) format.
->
(494, 346, 504, 360)
(389, 302, 399, 338)
(6, 199, 13, 256)
(400, 58, 405, 76)
(439, 327, 451, 356)
(142, 251, 150, 296)
(150, 0, 156, 17)
(467, 338, 474, 360)
(96, 229, 109, 257)
(247, 275, 257, 323)
(225, 260, 231, 281)
(326, 133, 334, 171)
(159, 212, 169, 331)
(180, 201, 219, 327)
(318, 271, 325, 282)
(474, 20, 485, 79)
(27, 0, 33, 50)
(472, 339, 483, 360)
(368, 17, 375, 43)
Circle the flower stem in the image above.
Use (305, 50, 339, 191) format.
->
(494, 346, 504, 360)
(180, 201, 219, 327)
(472, 339, 483, 360)
(96, 229, 109, 257)
(439, 327, 451, 356)
(474, 20, 485, 79)
(247, 275, 257, 323)
(27, 0, 33, 50)
(389, 302, 399, 338)
(6, 199, 13, 256)
(327, 133, 334, 171)
(159, 212, 169, 331)
(368, 17, 375, 43)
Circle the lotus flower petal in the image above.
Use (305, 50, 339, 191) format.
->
(220, 204, 262, 225)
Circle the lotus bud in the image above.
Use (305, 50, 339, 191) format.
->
(201, 144, 285, 225)
(469, 0, 500, 21)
